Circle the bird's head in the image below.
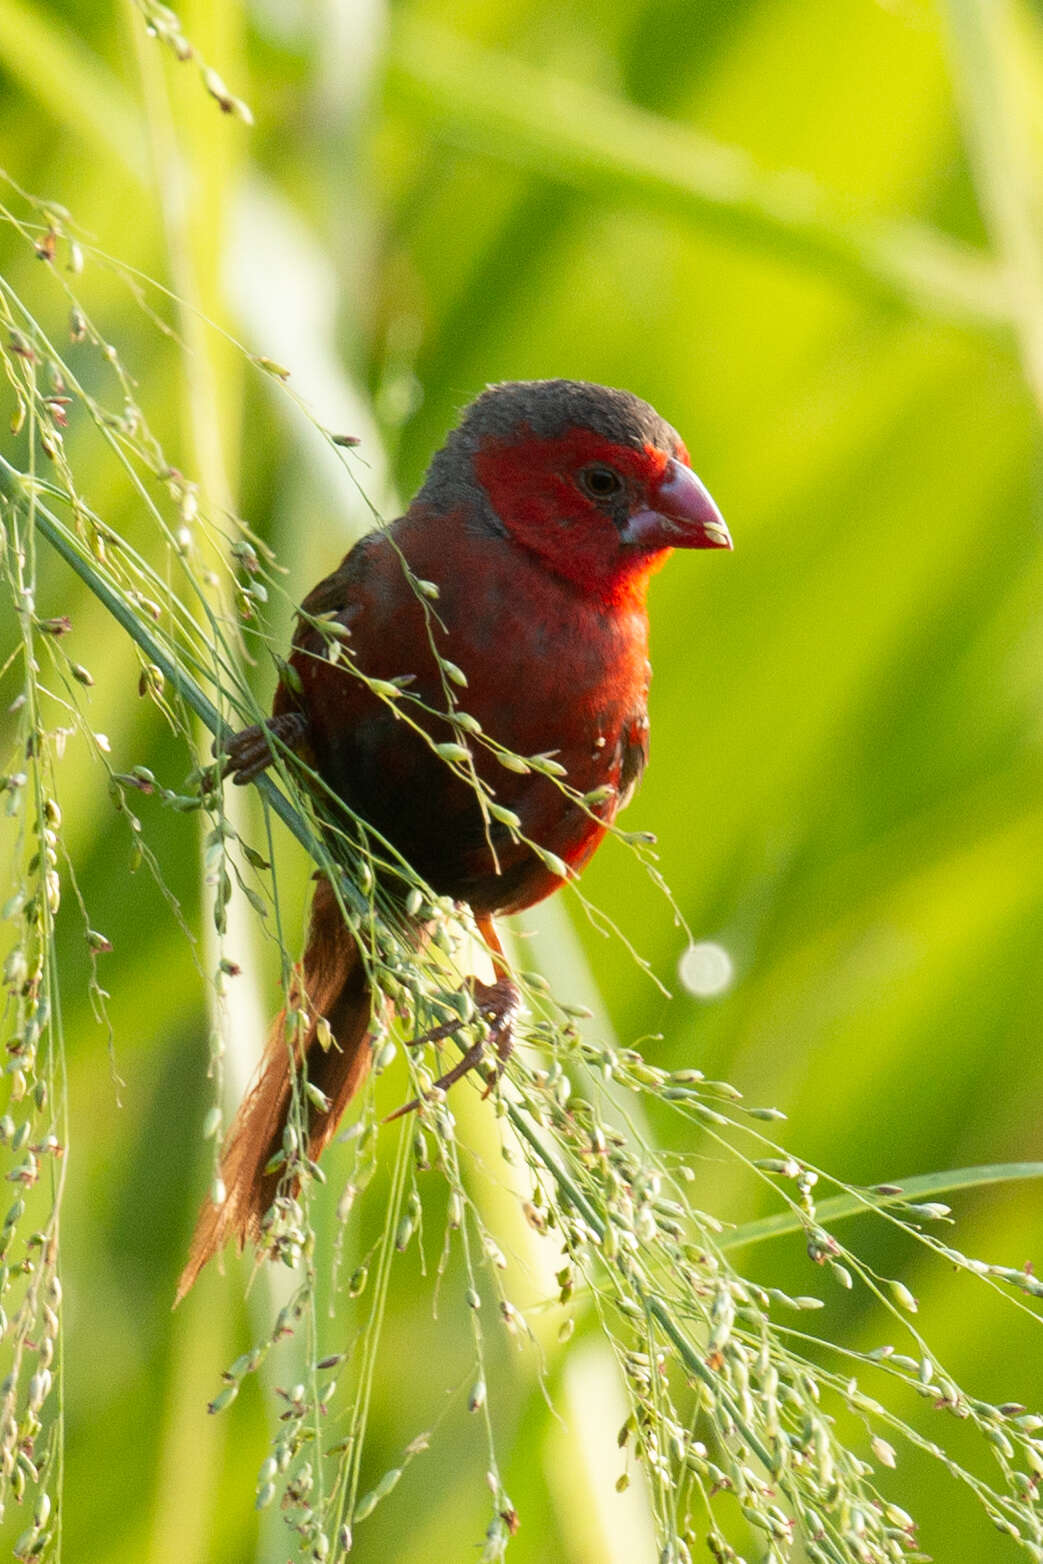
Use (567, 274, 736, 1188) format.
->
(416, 379, 730, 601)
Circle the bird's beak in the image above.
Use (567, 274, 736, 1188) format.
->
(621, 457, 732, 551)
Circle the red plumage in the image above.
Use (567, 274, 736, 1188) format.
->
(177, 379, 729, 1298)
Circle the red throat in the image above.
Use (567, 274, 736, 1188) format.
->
(473, 429, 672, 606)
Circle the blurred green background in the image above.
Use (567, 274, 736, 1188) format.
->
(2, 0, 1043, 1559)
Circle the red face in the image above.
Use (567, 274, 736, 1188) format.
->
(473, 425, 730, 603)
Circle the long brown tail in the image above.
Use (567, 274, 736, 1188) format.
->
(176, 878, 379, 1301)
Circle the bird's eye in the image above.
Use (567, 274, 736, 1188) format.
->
(579, 464, 624, 500)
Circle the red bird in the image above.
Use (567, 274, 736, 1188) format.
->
(178, 379, 729, 1297)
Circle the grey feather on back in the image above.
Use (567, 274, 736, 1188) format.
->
(414, 379, 683, 532)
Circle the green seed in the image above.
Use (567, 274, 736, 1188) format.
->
(373, 1467, 402, 1500)
(496, 751, 530, 774)
(435, 741, 470, 765)
(871, 1436, 896, 1469)
(889, 1280, 918, 1314)
(535, 848, 569, 879)
(353, 1490, 378, 1522)
(306, 1082, 332, 1114)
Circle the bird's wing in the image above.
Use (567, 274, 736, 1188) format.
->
(297, 561, 358, 620)
(272, 542, 376, 717)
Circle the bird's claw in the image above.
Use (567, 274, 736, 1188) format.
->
(214, 710, 310, 785)
(386, 976, 520, 1121)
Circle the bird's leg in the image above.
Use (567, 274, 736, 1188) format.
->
(215, 710, 310, 785)
(388, 915, 520, 1120)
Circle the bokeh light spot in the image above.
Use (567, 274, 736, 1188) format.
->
(679, 940, 734, 999)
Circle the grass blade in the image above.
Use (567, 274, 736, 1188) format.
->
(721, 1161, 1043, 1250)
(387, 17, 1009, 328)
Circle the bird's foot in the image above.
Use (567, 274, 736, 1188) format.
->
(215, 710, 310, 785)
(387, 976, 521, 1121)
